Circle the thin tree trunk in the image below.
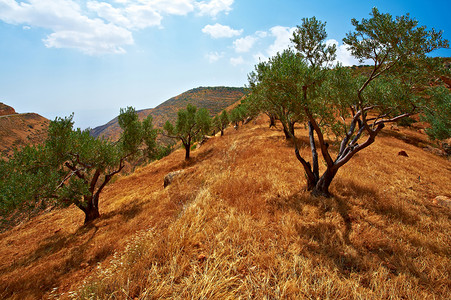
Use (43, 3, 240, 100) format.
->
(184, 142, 191, 160)
(289, 121, 295, 137)
(269, 115, 276, 128)
(282, 122, 292, 139)
(308, 121, 319, 182)
(294, 148, 317, 190)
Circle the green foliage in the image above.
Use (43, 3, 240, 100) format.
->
(155, 143, 174, 160)
(219, 110, 230, 129)
(0, 144, 60, 215)
(0, 108, 158, 224)
(344, 8, 449, 64)
(291, 16, 337, 67)
(229, 105, 248, 127)
(421, 86, 451, 140)
(397, 116, 416, 127)
(212, 110, 230, 135)
(163, 104, 212, 160)
(248, 49, 324, 136)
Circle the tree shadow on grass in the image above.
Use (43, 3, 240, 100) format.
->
(0, 223, 103, 299)
(101, 201, 146, 222)
(334, 179, 421, 226)
(270, 191, 369, 277)
(267, 181, 444, 288)
(167, 148, 215, 173)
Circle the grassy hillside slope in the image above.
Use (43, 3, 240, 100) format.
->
(0, 115, 450, 299)
(90, 86, 248, 141)
(0, 111, 49, 158)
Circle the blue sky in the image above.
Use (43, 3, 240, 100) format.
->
(0, 0, 450, 129)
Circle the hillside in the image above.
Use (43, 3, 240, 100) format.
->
(0, 114, 450, 299)
(0, 104, 49, 157)
(0, 103, 17, 116)
(91, 86, 248, 141)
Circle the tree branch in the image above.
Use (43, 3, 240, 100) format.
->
(335, 123, 385, 169)
(374, 112, 413, 125)
(64, 162, 87, 182)
(55, 167, 85, 190)
(308, 121, 319, 180)
(304, 106, 334, 167)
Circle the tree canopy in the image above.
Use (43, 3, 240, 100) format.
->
(163, 104, 211, 160)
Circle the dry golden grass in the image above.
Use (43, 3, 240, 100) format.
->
(1, 115, 450, 299)
(0, 112, 49, 157)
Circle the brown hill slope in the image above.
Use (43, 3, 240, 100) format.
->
(0, 106, 49, 157)
(91, 86, 248, 141)
(0, 115, 450, 299)
(0, 103, 16, 116)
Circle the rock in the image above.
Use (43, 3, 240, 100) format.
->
(424, 145, 446, 157)
(442, 138, 451, 156)
(197, 253, 207, 262)
(398, 150, 408, 157)
(432, 196, 451, 209)
(164, 170, 185, 188)
(390, 125, 400, 131)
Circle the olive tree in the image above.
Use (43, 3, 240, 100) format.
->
(213, 110, 230, 136)
(163, 104, 211, 160)
(249, 9, 449, 197)
(0, 107, 158, 224)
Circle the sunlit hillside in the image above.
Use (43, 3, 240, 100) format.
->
(0, 104, 49, 158)
(0, 114, 450, 299)
(90, 86, 248, 141)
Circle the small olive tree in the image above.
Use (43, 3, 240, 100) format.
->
(213, 110, 230, 136)
(0, 107, 158, 224)
(163, 104, 211, 160)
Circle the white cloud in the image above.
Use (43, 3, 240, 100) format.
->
(147, 0, 195, 16)
(233, 35, 257, 53)
(87, 1, 134, 28)
(202, 23, 242, 38)
(197, 0, 233, 17)
(0, 0, 134, 55)
(326, 39, 370, 66)
(205, 51, 224, 63)
(0, 0, 233, 55)
(266, 26, 295, 57)
(230, 56, 244, 66)
(125, 4, 163, 29)
(256, 31, 267, 38)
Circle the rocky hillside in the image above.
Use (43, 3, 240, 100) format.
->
(0, 104, 49, 157)
(91, 86, 248, 141)
(0, 113, 450, 299)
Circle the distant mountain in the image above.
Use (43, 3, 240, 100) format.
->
(91, 86, 248, 141)
(0, 103, 49, 157)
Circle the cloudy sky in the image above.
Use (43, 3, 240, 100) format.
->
(0, 0, 450, 129)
